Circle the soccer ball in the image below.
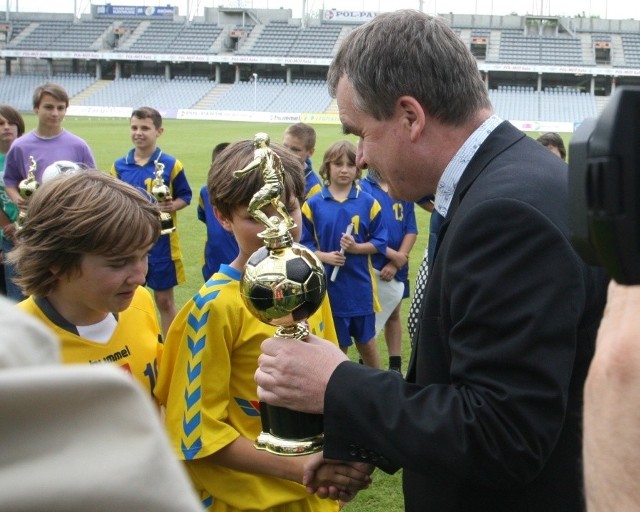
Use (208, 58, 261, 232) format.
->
(240, 242, 326, 327)
(41, 160, 82, 183)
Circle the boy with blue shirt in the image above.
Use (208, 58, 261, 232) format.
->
(301, 140, 386, 368)
(360, 168, 418, 373)
(197, 142, 238, 281)
(111, 107, 192, 337)
(283, 122, 321, 199)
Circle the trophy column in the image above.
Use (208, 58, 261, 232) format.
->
(235, 133, 326, 456)
(15, 156, 38, 231)
(151, 160, 176, 235)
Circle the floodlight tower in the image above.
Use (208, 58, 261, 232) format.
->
(253, 73, 258, 112)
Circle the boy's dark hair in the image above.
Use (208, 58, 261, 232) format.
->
(9, 171, 161, 298)
(536, 132, 567, 160)
(0, 104, 25, 136)
(284, 122, 316, 150)
(319, 140, 359, 185)
(208, 139, 304, 220)
(131, 106, 163, 129)
(211, 142, 230, 163)
(32, 83, 69, 109)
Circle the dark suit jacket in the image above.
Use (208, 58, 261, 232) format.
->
(323, 121, 609, 511)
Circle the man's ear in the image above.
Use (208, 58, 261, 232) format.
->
(213, 206, 233, 233)
(397, 96, 426, 143)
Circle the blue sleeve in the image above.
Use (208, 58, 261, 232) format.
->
(300, 202, 318, 252)
(197, 188, 206, 223)
(404, 201, 418, 235)
(368, 200, 388, 255)
(171, 163, 192, 205)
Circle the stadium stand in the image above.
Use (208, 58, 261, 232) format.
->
(1, 7, 639, 122)
(0, 73, 94, 111)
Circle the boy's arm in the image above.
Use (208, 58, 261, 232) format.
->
(4, 186, 25, 210)
(207, 437, 371, 494)
(158, 197, 188, 213)
(385, 232, 418, 269)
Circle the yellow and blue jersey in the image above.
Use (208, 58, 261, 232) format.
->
(18, 287, 162, 399)
(155, 264, 338, 511)
(359, 175, 418, 289)
(304, 158, 322, 199)
(301, 184, 387, 317)
(111, 147, 192, 264)
(197, 185, 238, 281)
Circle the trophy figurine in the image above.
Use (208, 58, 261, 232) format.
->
(151, 160, 176, 235)
(15, 156, 38, 231)
(235, 132, 326, 456)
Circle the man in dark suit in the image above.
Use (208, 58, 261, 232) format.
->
(255, 10, 608, 511)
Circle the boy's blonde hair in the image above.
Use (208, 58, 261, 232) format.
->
(207, 139, 304, 220)
(318, 140, 359, 186)
(9, 171, 161, 297)
(283, 122, 316, 151)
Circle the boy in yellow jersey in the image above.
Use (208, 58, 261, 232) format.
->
(154, 140, 372, 511)
(9, 171, 163, 399)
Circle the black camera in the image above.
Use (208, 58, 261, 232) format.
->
(569, 86, 640, 284)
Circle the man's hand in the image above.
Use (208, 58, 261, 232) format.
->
(255, 334, 348, 414)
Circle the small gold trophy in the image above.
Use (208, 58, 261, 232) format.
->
(236, 133, 326, 456)
(15, 156, 38, 231)
(151, 160, 175, 235)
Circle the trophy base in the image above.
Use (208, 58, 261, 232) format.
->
(255, 431, 323, 456)
(159, 212, 176, 235)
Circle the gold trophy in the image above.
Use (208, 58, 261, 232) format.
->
(151, 160, 175, 235)
(235, 133, 326, 456)
(15, 156, 38, 231)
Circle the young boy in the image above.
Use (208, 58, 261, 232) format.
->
(197, 142, 238, 281)
(154, 140, 370, 511)
(111, 107, 192, 337)
(3, 83, 96, 203)
(283, 122, 321, 199)
(0, 104, 25, 299)
(8, 171, 163, 398)
(3, 83, 97, 302)
(360, 168, 418, 374)
(301, 141, 387, 369)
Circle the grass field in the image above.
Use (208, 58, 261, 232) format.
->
(31, 114, 568, 511)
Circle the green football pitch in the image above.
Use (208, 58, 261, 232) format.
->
(30, 114, 570, 512)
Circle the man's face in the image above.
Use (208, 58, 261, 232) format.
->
(336, 77, 421, 202)
(283, 133, 313, 164)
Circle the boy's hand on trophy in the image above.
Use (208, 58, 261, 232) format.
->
(157, 197, 174, 212)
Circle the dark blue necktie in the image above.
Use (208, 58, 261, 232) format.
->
(427, 210, 445, 265)
(408, 210, 445, 341)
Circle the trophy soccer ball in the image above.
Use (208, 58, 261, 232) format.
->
(41, 160, 81, 183)
(240, 243, 326, 328)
